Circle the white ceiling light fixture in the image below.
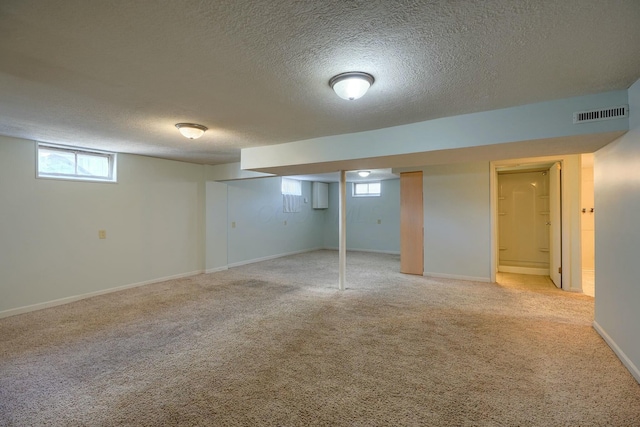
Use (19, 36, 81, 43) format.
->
(329, 72, 375, 101)
(357, 170, 371, 178)
(175, 123, 208, 139)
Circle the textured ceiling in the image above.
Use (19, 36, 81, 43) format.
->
(0, 0, 639, 165)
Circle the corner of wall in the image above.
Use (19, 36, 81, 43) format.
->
(593, 321, 640, 384)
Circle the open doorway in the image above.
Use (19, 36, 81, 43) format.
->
(491, 154, 586, 293)
(495, 162, 561, 288)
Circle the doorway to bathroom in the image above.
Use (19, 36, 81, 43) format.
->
(495, 163, 561, 288)
(491, 154, 587, 293)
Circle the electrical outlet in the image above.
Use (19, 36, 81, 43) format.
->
(98, 230, 106, 239)
(231, 221, 236, 228)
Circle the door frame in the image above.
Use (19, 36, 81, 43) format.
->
(548, 162, 562, 288)
(490, 155, 583, 291)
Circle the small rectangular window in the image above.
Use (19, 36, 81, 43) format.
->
(281, 177, 302, 196)
(353, 182, 381, 197)
(281, 177, 302, 213)
(37, 143, 117, 182)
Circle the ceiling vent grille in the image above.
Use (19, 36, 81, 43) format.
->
(573, 105, 628, 124)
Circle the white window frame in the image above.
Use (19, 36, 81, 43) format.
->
(352, 181, 381, 197)
(36, 142, 117, 183)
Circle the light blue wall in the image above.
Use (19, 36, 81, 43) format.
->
(324, 179, 401, 253)
(423, 162, 492, 281)
(226, 177, 325, 265)
(594, 78, 640, 382)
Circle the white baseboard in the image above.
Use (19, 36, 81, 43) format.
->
(424, 272, 491, 283)
(593, 321, 640, 384)
(227, 247, 324, 268)
(205, 266, 229, 274)
(498, 265, 550, 275)
(323, 247, 401, 255)
(0, 270, 204, 319)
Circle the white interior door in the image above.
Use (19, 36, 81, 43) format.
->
(549, 162, 562, 288)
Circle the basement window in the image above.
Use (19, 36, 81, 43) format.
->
(353, 182, 381, 197)
(37, 143, 117, 182)
(281, 177, 302, 196)
(281, 178, 302, 213)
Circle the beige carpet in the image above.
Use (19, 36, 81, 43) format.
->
(1, 250, 639, 426)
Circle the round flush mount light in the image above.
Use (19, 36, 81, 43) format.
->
(329, 72, 374, 101)
(357, 170, 371, 178)
(175, 123, 208, 139)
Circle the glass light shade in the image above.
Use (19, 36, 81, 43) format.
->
(175, 123, 207, 139)
(329, 72, 374, 101)
(358, 170, 371, 177)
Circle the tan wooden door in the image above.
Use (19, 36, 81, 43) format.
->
(400, 171, 424, 275)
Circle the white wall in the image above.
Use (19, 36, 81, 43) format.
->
(205, 162, 273, 181)
(206, 181, 228, 272)
(0, 136, 206, 315)
(226, 177, 325, 265)
(423, 162, 492, 281)
(324, 179, 401, 253)
(593, 78, 640, 383)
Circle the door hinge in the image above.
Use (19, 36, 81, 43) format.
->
(558, 267, 562, 274)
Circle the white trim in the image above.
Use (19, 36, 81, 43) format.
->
(593, 321, 640, 384)
(424, 272, 491, 283)
(0, 270, 203, 319)
(228, 247, 324, 268)
(205, 266, 229, 274)
(498, 266, 550, 275)
(323, 247, 400, 255)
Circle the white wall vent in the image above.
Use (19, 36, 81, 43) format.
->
(573, 105, 628, 124)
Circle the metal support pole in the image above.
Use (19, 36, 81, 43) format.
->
(338, 170, 346, 291)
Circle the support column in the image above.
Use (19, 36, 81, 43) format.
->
(339, 170, 346, 291)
